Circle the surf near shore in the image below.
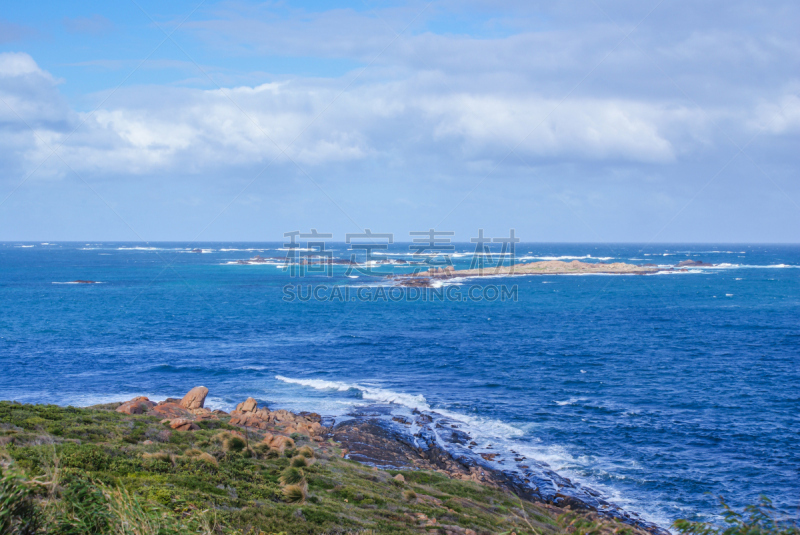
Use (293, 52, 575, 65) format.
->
(101, 385, 668, 535)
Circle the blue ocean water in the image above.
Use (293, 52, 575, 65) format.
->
(1, 242, 798, 527)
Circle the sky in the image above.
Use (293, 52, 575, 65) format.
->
(0, 0, 798, 242)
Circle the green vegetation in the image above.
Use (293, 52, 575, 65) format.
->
(5, 400, 763, 535)
(674, 497, 799, 535)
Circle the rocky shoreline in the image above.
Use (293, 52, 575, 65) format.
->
(109, 386, 668, 535)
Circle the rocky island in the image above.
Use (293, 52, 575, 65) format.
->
(0, 387, 673, 535)
(392, 260, 681, 287)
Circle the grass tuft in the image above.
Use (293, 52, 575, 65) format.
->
(282, 484, 306, 504)
(279, 467, 305, 486)
(290, 455, 308, 468)
(297, 445, 315, 459)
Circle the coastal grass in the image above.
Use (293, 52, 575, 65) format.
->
(4, 400, 780, 535)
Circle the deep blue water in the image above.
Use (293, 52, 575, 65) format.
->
(1, 242, 799, 527)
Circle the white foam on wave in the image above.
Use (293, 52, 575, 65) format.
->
(223, 260, 282, 266)
(506, 438, 673, 528)
(517, 255, 615, 261)
(275, 375, 527, 442)
(274, 375, 672, 527)
(691, 263, 797, 269)
(275, 375, 431, 410)
(647, 269, 703, 275)
(555, 397, 586, 406)
(434, 407, 524, 438)
(695, 250, 746, 254)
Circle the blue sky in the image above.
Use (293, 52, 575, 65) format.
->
(0, 0, 798, 242)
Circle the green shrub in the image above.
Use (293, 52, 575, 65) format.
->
(226, 436, 247, 453)
(53, 478, 110, 535)
(0, 467, 41, 535)
(59, 444, 111, 472)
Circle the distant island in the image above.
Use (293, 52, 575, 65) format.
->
(392, 259, 709, 287)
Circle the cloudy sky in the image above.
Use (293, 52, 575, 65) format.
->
(1, 0, 798, 242)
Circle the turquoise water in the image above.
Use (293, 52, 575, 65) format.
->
(1, 242, 798, 527)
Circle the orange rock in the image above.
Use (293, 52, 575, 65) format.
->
(229, 412, 269, 429)
(116, 396, 156, 415)
(236, 397, 258, 412)
(169, 419, 200, 431)
(151, 402, 192, 419)
(180, 386, 209, 410)
(269, 435, 294, 451)
(271, 409, 294, 422)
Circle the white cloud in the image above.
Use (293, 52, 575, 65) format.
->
(0, 50, 792, 183)
(752, 93, 800, 134)
(419, 94, 677, 162)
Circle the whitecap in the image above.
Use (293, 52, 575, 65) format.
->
(275, 375, 431, 410)
(517, 255, 614, 261)
(555, 397, 585, 406)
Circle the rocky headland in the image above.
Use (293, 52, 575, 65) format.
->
(105, 387, 665, 534)
(0, 385, 674, 534)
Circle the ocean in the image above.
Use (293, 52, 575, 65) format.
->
(1, 242, 798, 528)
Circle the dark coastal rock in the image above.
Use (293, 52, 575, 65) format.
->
(115, 396, 156, 415)
(332, 415, 669, 535)
(677, 260, 713, 267)
(298, 411, 322, 423)
(394, 277, 436, 288)
(180, 386, 209, 410)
